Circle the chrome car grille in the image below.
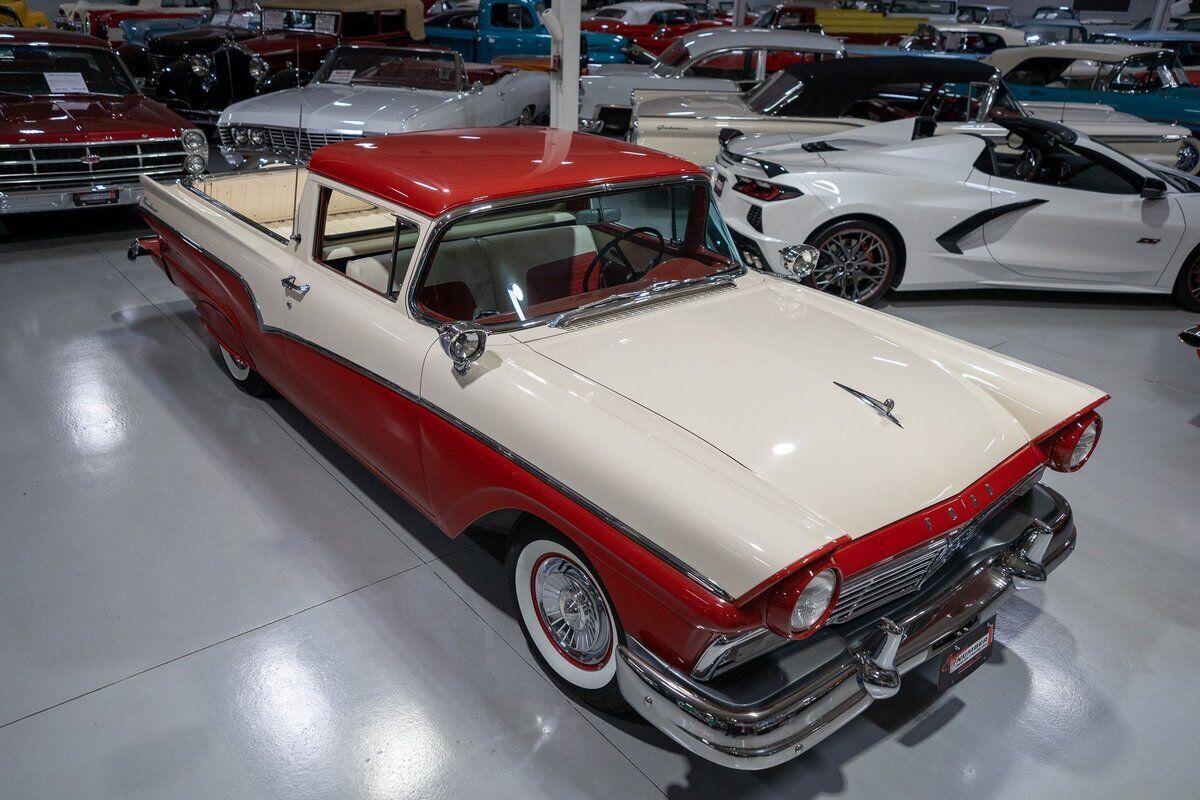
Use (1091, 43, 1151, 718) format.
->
(218, 126, 364, 153)
(827, 467, 1045, 625)
(148, 53, 174, 73)
(0, 139, 187, 192)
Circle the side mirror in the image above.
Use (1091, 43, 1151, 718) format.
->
(1141, 176, 1168, 200)
(470, 80, 484, 93)
(778, 244, 820, 279)
(439, 322, 488, 375)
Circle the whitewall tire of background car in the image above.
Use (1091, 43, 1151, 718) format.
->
(219, 344, 271, 396)
(507, 523, 627, 712)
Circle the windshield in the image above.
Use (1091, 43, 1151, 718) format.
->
(1109, 52, 1188, 91)
(207, 10, 261, 30)
(0, 45, 136, 96)
(746, 68, 801, 114)
(315, 47, 463, 90)
(890, 0, 956, 13)
(262, 9, 340, 34)
(1021, 24, 1086, 43)
(653, 39, 690, 76)
(413, 181, 741, 328)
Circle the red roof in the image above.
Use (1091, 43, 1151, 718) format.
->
(0, 29, 111, 48)
(307, 128, 705, 218)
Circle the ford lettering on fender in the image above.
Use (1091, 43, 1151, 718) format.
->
(129, 128, 1108, 769)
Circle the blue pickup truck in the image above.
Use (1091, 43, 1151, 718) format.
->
(425, 0, 631, 63)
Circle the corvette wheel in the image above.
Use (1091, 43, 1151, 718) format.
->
(808, 220, 899, 307)
(1174, 254, 1200, 312)
(219, 344, 271, 396)
(507, 524, 628, 713)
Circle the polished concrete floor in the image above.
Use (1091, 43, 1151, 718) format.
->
(1, 205, 1198, 800)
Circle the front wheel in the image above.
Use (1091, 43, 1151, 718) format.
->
(806, 219, 901, 307)
(516, 105, 535, 126)
(219, 344, 272, 396)
(507, 523, 628, 713)
(1174, 253, 1200, 312)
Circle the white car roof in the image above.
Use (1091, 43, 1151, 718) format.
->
(988, 43, 1167, 72)
(680, 27, 845, 56)
(931, 23, 1026, 43)
(602, 1, 689, 23)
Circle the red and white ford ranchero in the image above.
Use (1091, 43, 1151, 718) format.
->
(130, 128, 1107, 769)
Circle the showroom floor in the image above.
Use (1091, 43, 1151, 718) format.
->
(1, 205, 1197, 800)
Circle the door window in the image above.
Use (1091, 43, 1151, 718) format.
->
(684, 49, 759, 81)
(491, 2, 534, 29)
(315, 187, 418, 297)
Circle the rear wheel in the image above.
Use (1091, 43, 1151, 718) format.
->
(1174, 253, 1200, 312)
(507, 522, 628, 714)
(219, 345, 272, 396)
(517, 105, 535, 126)
(807, 219, 901, 307)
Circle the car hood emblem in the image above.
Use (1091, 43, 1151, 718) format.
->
(834, 382, 902, 428)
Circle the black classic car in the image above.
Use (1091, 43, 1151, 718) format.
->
(140, 0, 425, 127)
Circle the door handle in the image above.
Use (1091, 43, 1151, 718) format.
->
(281, 275, 310, 296)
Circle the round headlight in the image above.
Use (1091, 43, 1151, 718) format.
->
(791, 569, 838, 631)
(248, 128, 265, 147)
(1177, 141, 1199, 174)
(187, 54, 211, 77)
(249, 54, 268, 82)
(232, 127, 249, 146)
(182, 129, 206, 153)
(1048, 411, 1102, 472)
(184, 153, 207, 174)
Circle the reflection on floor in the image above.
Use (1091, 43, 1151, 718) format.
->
(1, 205, 1198, 799)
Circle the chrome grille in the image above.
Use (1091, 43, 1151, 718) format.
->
(148, 53, 174, 73)
(0, 139, 187, 192)
(218, 125, 364, 153)
(827, 467, 1045, 625)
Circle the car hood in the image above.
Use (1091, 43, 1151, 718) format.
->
(1021, 101, 1185, 134)
(148, 25, 255, 55)
(220, 83, 456, 132)
(513, 277, 1103, 586)
(583, 30, 629, 52)
(244, 31, 337, 58)
(0, 95, 186, 144)
(635, 92, 755, 119)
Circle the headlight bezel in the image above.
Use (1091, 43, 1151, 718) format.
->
(247, 127, 265, 147)
(232, 127, 249, 146)
(184, 153, 207, 174)
(765, 561, 841, 639)
(186, 53, 212, 78)
(181, 129, 207, 153)
(248, 54, 269, 82)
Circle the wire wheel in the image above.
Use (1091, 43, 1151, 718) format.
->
(532, 554, 613, 668)
(810, 224, 895, 305)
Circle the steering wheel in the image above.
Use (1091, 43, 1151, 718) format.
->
(1012, 147, 1042, 181)
(582, 227, 665, 291)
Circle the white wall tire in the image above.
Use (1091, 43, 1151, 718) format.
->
(507, 525, 628, 712)
(218, 344, 271, 396)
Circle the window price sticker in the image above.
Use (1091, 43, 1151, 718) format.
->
(44, 72, 89, 94)
(328, 69, 355, 84)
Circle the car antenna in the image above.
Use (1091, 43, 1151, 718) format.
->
(289, 30, 303, 245)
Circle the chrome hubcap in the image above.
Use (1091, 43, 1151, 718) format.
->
(533, 556, 612, 666)
(813, 229, 890, 302)
(1179, 143, 1200, 174)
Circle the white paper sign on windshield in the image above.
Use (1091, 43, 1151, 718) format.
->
(44, 72, 89, 94)
(263, 9, 286, 29)
(328, 69, 355, 84)
(315, 12, 338, 34)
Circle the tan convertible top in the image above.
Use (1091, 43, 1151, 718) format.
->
(260, 0, 425, 38)
(986, 43, 1168, 73)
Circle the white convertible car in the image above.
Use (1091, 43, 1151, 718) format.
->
(217, 45, 548, 165)
(715, 116, 1200, 310)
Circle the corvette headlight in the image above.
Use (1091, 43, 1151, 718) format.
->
(184, 153, 207, 174)
(232, 127, 249, 146)
(248, 128, 265, 147)
(248, 54, 268, 82)
(187, 54, 212, 78)
(182, 129, 207, 153)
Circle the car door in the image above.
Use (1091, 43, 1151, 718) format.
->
(481, 1, 541, 59)
(983, 141, 1185, 285)
(275, 180, 437, 511)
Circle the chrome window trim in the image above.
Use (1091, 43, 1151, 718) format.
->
(403, 174, 744, 331)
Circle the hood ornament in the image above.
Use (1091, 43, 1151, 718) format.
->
(834, 382, 902, 428)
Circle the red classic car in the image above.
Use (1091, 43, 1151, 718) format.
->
(74, 5, 207, 41)
(0, 29, 207, 214)
(583, 1, 727, 56)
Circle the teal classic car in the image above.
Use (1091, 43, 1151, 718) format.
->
(988, 44, 1200, 133)
(425, 0, 631, 64)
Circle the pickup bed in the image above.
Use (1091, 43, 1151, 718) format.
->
(425, 0, 630, 63)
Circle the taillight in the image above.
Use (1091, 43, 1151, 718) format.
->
(1047, 411, 1102, 472)
(732, 177, 802, 202)
(765, 561, 840, 639)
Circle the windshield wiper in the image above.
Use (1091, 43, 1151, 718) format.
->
(548, 272, 739, 329)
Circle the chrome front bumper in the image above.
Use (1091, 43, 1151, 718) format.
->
(618, 483, 1075, 770)
(0, 183, 144, 215)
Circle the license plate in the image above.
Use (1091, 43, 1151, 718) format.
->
(714, 173, 726, 196)
(938, 616, 995, 691)
(73, 189, 119, 207)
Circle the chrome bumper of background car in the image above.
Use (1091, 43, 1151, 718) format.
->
(0, 183, 144, 215)
(618, 483, 1075, 770)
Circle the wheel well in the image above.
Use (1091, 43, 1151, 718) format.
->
(806, 214, 908, 289)
(1173, 238, 1200, 287)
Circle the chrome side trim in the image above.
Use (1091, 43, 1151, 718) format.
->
(418, 399, 737, 602)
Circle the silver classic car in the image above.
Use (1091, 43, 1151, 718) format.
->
(579, 27, 844, 136)
(218, 45, 548, 165)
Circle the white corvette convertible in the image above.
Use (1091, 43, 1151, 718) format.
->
(715, 116, 1200, 310)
